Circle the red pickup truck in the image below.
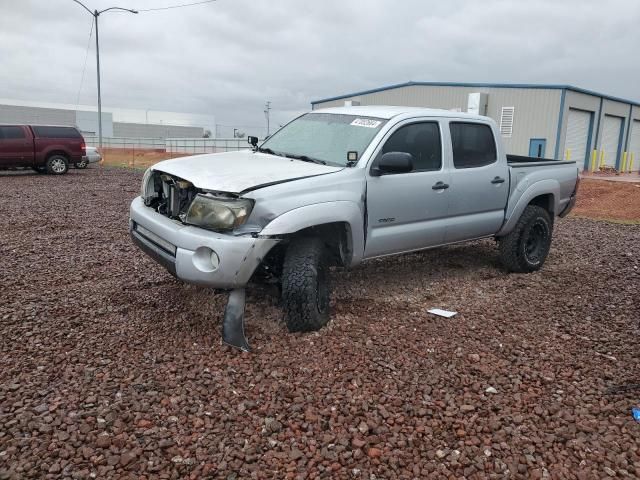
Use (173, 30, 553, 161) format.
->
(0, 125, 85, 175)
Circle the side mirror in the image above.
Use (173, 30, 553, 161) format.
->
(371, 152, 414, 176)
(247, 136, 259, 148)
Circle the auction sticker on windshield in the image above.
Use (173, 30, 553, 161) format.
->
(351, 118, 382, 128)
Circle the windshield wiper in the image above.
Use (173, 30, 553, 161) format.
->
(256, 146, 284, 156)
(284, 154, 327, 165)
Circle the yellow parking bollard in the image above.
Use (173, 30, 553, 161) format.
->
(630, 153, 635, 173)
(565, 149, 572, 160)
(590, 150, 597, 172)
(599, 150, 605, 169)
(621, 152, 628, 173)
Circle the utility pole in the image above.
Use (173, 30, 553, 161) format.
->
(94, 11, 102, 150)
(72, 1, 138, 151)
(264, 101, 271, 137)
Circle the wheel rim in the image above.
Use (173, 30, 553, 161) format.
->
(524, 220, 548, 264)
(51, 158, 66, 173)
(79, 160, 87, 168)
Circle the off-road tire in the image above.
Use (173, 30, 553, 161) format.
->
(46, 155, 69, 175)
(498, 205, 553, 273)
(281, 237, 331, 332)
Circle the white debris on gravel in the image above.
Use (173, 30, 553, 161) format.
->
(427, 308, 458, 318)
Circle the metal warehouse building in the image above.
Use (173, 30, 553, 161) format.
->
(311, 82, 640, 172)
(0, 100, 206, 139)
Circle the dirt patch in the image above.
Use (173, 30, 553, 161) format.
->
(572, 178, 640, 222)
(1, 168, 639, 479)
(100, 148, 190, 169)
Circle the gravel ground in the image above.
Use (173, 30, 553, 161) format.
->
(1, 167, 639, 479)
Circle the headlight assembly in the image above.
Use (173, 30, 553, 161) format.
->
(140, 168, 156, 204)
(184, 194, 253, 231)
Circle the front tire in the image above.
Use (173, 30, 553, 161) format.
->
(498, 205, 553, 273)
(281, 237, 331, 332)
(46, 155, 69, 175)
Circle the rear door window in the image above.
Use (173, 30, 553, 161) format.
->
(0, 126, 26, 139)
(449, 122, 497, 168)
(32, 126, 82, 139)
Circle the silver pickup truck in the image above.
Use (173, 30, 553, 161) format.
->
(130, 106, 579, 351)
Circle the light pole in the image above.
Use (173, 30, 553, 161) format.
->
(264, 101, 271, 137)
(72, 0, 138, 151)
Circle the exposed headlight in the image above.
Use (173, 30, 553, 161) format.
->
(140, 168, 156, 203)
(184, 194, 253, 231)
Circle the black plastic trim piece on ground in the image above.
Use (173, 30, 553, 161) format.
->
(222, 288, 251, 352)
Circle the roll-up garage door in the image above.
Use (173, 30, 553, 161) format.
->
(629, 120, 640, 172)
(601, 115, 623, 167)
(565, 109, 591, 163)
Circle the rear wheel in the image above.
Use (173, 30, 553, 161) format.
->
(281, 237, 331, 332)
(75, 159, 88, 169)
(498, 205, 553, 273)
(46, 155, 69, 175)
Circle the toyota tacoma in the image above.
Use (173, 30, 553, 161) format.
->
(130, 106, 579, 351)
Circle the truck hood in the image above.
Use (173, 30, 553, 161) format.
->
(151, 150, 343, 193)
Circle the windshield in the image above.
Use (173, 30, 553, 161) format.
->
(260, 113, 387, 167)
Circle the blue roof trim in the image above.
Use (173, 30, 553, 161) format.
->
(310, 81, 640, 108)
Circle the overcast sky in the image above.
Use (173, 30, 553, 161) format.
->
(1, 0, 638, 137)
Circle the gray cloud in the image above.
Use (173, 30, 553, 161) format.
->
(1, 0, 638, 137)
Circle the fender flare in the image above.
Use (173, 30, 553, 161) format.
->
(259, 201, 365, 266)
(497, 179, 559, 236)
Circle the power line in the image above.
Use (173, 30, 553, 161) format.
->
(137, 0, 216, 12)
(75, 15, 94, 109)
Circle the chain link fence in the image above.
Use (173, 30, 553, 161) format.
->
(83, 136, 259, 168)
(84, 136, 254, 153)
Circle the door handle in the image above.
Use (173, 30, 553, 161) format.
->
(491, 176, 505, 184)
(432, 181, 449, 190)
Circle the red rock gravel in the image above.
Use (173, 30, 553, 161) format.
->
(573, 178, 640, 222)
(1, 168, 639, 479)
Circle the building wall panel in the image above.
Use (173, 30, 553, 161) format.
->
(0, 103, 205, 140)
(75, 110, 114, 137)
(313, 85, 561, 157)
(113, 122, 204, 139)
(0, 104, 76, 126)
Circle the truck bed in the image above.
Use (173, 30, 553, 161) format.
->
(502, 155, 579, 229)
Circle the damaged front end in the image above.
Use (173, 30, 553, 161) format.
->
(141, 170, 253, 232)
(137, 169, 271, 352)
